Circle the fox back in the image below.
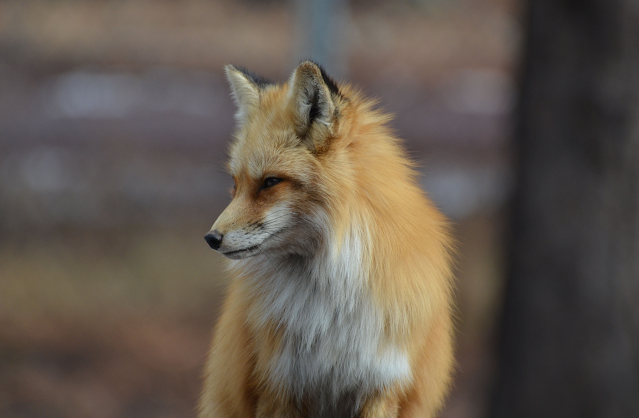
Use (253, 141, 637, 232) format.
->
(200, 61, 455, 418)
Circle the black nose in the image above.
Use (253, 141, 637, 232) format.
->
(204, 230, 224, 250)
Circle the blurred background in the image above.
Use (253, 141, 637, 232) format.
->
(5, 0, 635, 417)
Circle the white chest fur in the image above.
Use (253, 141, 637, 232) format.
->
(242, 229, 412, 400)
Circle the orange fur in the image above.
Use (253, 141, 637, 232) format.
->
(200, 62, 455, 418)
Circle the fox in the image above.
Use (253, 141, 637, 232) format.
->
(200, 61, 455, 418)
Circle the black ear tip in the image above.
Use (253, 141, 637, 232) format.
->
(227, 65, 273, 88)
(297, 60, 341, 97)
(298, 59, 319, 68)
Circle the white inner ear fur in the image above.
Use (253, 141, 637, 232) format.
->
(288, 63, 335, 134)
(225, 65, 260, 124)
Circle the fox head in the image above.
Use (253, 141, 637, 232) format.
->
(205, 61, 348, 260)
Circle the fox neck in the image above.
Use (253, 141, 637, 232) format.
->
(240, 221, 372, 330)
(232, 221, 410, 400)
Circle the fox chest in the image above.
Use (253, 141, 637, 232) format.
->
(250, 274, 412, 401)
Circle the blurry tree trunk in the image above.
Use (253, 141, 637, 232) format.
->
(294, 0, 349, 77)
(490, 1, 639, 417)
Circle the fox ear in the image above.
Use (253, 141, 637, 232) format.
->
(288, 61, 338, 149)
(225, 65, 263, 124)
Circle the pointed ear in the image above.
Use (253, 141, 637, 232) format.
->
(225, 65, 261, 124)
(288, 61, 338, 147)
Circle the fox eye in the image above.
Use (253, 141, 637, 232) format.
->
(229, 179, 237, 196)
(262, 177, 282, 189)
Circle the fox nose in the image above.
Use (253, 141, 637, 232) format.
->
(204, 230, 224, 250)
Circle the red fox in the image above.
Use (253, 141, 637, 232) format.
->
(200, 61, 455, 418)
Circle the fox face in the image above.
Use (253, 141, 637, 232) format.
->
(205, 62, 342, 260)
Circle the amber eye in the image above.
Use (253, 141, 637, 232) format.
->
(262, 177, 282, 189)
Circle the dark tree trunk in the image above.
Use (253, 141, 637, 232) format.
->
(490, 1, 639, 417)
